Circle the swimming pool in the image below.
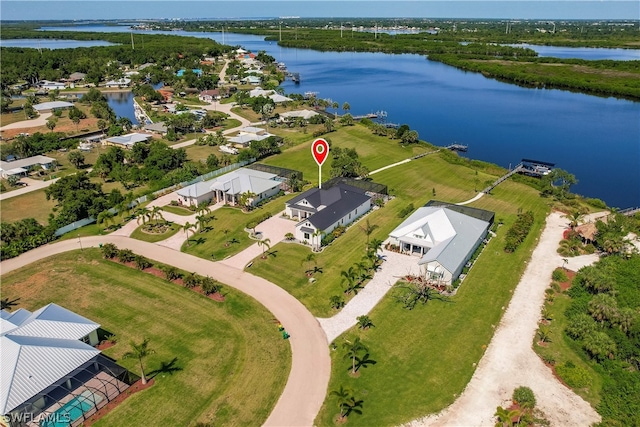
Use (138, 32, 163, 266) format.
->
(40, 390, 102, 427)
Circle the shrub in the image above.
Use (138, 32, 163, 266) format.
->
(101, 243, 119, 259)
(117, 249, 135, 263)
(556, 361, 592, 388)
(200, 276, 220, 295)
(134, 255, 152, 270)
(398, 203, 414, 218)
(329, 295, 345, 309)
(512, 386, 536, 408)
(551, 282, 562, 293)
(541, 354, 556, 365)
(504, 211, 535, 253)
(162, 265, 181, 281)
(566, 313, 598, 340)
(183, 272, 200, 289)
(552, 268, 569, 283)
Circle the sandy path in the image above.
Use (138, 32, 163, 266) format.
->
(0, 236, 330, 427)
(405, 211, 601, 427)
(0, 113, 52, 130)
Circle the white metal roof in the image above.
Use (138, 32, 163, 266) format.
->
(0, 304, 101, 414)
(106, 133, 151, 146)
(0, 335, 99, 414)
(0, 155, 55, 172)
(33, 101, 74, 111)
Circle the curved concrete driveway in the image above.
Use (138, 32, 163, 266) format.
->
(1, 236, 330, 427)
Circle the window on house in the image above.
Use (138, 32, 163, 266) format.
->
(304, 233, 310, 240)
(349, 213, 351, 219)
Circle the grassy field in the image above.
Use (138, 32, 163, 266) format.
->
(0, 249, 290, 427)
(130, 220, 181, 243)
(162, 205, 196, 216)
(0, 188, 57, 224)
(182, 193, 297, 260)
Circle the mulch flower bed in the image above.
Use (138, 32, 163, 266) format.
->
(83, 379, 155, 427)
(112, 260, 225, 302)
(557, 269, 576, 292)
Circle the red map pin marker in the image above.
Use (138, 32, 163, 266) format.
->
(311, 138, 329, 166)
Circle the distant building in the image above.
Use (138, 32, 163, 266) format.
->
(278, 109, 319, 122)
(104, 78, 131, 88)
(103, 133, 152, 149)
(33, 101, 74, 113)
(198, 89, 220, 102)
(0, 155, 55, 179)
(227, 126, 273, 148)
(35, 80, 66, 91)
(1, 303, 134, 425)
(144, 122, 168, 135)
(66, 72, 86, 82)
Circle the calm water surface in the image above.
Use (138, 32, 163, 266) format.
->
(38, 25, 640, 208)
(0, 38, 117, 49)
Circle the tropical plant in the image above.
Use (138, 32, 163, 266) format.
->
(356, 315, 375, 330)
(342, 337, 367, 374)
(161, 265, 181, 281)
(200, 276, 220, 295)
(340, 266, 363, 295)
(285, 232, 295, 241)
(134, 255, 152, 270)
(222, 228, 231, 247)
(495, 405, 520, 427)
(117, 248, 135, 263)
(123, 338, 155, 385)
(394, 281, 447, 310)
(329, 295, 345, 310)
(238, 191, 256, 211)
(359, 219, 379, 249)
(303, 253, 316, 276)
(512, 386, 536, 408)
(182, 221, 197, 246)
(1, 297, 20, 311)
(258, 237, 271, 259)
(100, 243, 119, 259)
(183, 272, 200, 289)
(537, 325, 551, 343)
(330, 385, 352, 420)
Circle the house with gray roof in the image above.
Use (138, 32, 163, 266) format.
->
(285, 183, 372, 248)
(0, 155, 55, 179)
(177, 168, 283, 207)
(33, 101, 74, 113)
(388, 203, 494, 285)
(1, 304, 133, 425)
(103, 133, 152, 149)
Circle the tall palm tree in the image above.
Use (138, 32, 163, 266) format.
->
(330, 385, 351, 420)
(303, 253, 316, 276)
(150, 206, 165, 223)
(342, 337, 367, 374)
(340, 267, 359, 294)
(223, 228, 231, 247)
(182, 221, 197, 246)
(123, 338, 155, 385)
(359, 219, 379, 249)
(563, 209, 585, 230)
(258, 238, 271, 259)
(136, 207, 152, 225)
(239, 191, 256, 211)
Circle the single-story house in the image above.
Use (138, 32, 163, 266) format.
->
(137, 62, 155, 71)
(104, 78, 131, 88)
(278, 109, 319, 122)
(240, 76, 261, 85)
(285, 183, 372, 247)
(249, 87, 273, 98)
(177, 168, 283, 207)
(227, 126, 273, 148)
(144, 122, 168, 135)
(33, 101, 74, 113)
(66, 72, 86, 83)
(199, 89, 220, 102)
(388, 202, 494, 285)
(1, 304, 133, 425)
(36, 80, 66, 91)
(103, 133, 152, 149)
(269, 93, 292, 103)
(0, 155, 55, 178)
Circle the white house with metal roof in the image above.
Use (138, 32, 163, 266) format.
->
(103, 133, 152, 149)
(227, 126, 273, 148)
(388, 205, 493, 285)
(285, 183, 372, 248)
(33, 101, 74, 113)
(0, 155, 55, 179)
(1, 304, 133, 425)
(177, 168, 283, 207)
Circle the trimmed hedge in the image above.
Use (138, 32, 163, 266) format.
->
(504, 211, 534, 253)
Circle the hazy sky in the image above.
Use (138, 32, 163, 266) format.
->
(1, 1, 638, 20)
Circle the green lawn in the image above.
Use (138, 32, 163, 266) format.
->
(0, 188, 57, 224)
(0, 249, 290, 427)
(182, 193, 297, 260)
(130, 220, 181, 243)
(162, 204, 196, 216)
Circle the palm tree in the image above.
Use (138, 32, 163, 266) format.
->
(330, 385, 352, 420)
(342, 102, 351, 114)
(195, 214, 210, 233)
(312, 229, 322, 251)
(182, 221, 197, 246)
(150, 206, 165, 223)
(495, 406, 520, 427)
(340, 266, 360, 295)
(136, 207, 152, 225)
(342, 337, 367, 374)
(356, 315, 374, 330)
(359, 219, 379, 249)
(563, 209, 586, 230)
(97, 210, 115, 229)
(342, 395, 364, 418)
(123, 338, 155, 385)
(1, 297, 20, 311)
(223, 228, 231, 247)
(238, 191, 256, 211)
(303, 253, 316, 276)
(258, 238, 271, 259)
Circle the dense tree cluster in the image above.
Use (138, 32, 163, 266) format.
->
(0, 132, 77, 159)
(504, 210, 535, 253)
(564, 255, 640, 425)
(0, 218, 57, 260)
(330, 146, 369, 179)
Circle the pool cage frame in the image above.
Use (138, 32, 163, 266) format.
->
(6, 355, 137, 427)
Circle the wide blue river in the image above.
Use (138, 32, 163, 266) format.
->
(33, 25, 640, 208)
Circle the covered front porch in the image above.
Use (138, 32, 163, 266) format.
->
(397, 236, 431, 257)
